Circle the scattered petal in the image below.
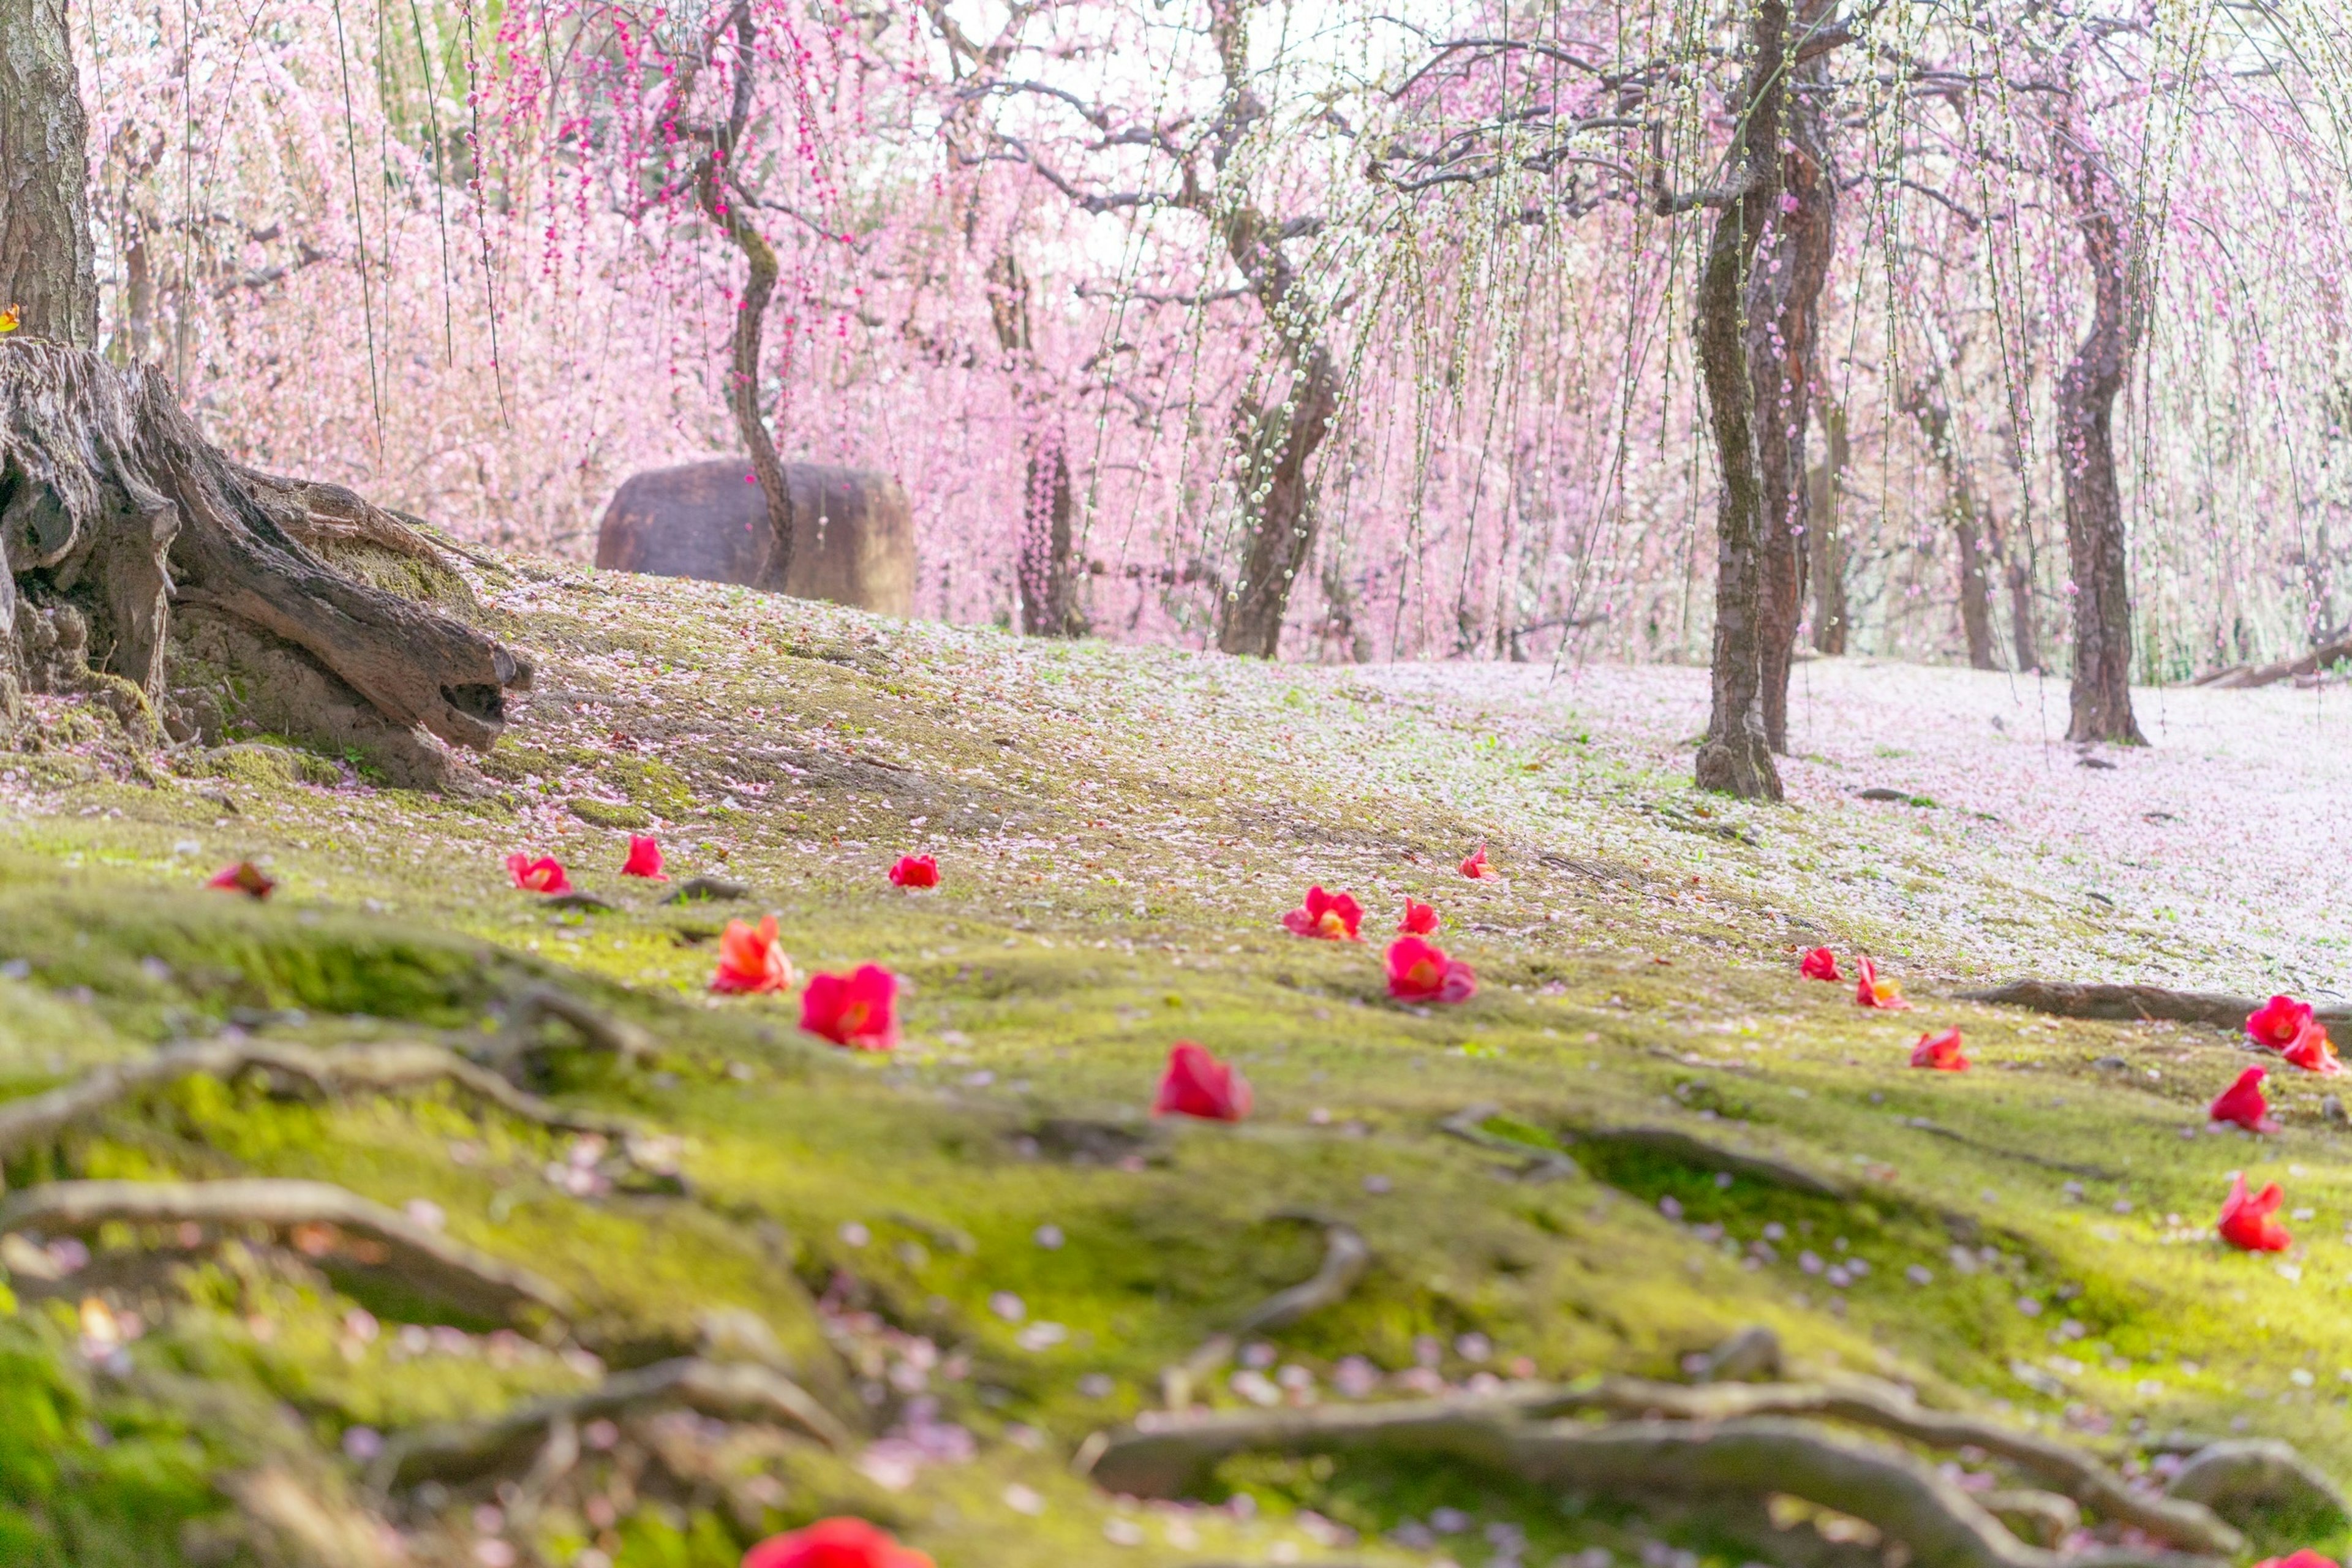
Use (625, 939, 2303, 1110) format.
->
(2210, 1066, 2280, 1134)
(208, 861, 276, 900)
(2218, 1172, 2292, 1253)
(620, 835, 668, 880)
(1459, 844, 1496, 879)
(1153, 1041, 1251, 1121)
(1798, 946, 1840, 982)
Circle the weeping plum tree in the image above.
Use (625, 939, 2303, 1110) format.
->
(0, 0, 526, 779)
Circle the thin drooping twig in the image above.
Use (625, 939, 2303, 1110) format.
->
(0, 1038, 635, 1176)
(1961, 981, 2351, 1030)
(1162, 1215, 1370, 1409)
(371, 1356, 849, 1489)
(1507, 1376, 2237, 1555)
(0, 1178, 568, 1323)
(1083, 1404, 2220, 1568)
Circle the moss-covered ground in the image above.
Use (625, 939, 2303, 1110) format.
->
(0, 558, 2344, 1567)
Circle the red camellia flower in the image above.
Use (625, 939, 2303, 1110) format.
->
(801, 963, 900, 1051)
(1460, 844, 1496, 879)
(620, 835, 668, 880)
(2252, 1552, 2339, 1568)
(1386, 936, 1477, 1004)
(2218, 1172, 2291, 1253)
(1853, 957, 1912, 1011)
(1282, 886, 1363, 941)
(1909, 1028, 1968, 1071)
(1798, 946, 1840, 982)
(1398, 899, 1439, 935)
(506, 854, 573, 895)
(2283, 1022, 2343, 1077)
(1152, 1041, 1251, 1121)
(2210, 1066, 2280, 1134)
(208, 861, 276, 900)
(712, 917, 795, 995)
(742, 1517, 935, 1568)
(888, 854, 939, 889)
(2248, 994, 2315, 1050)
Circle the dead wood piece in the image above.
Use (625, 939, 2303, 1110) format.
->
(373, 1355, 847, 1489)
(2199, 636, 2352, 690)
(662, 876, 750, 904)
(1164, 1216, 1371, 1409)
(0, 1178, 567, 1323)
(0, 1038, 633, 1174)
(1961, 982, 2352, 1030)
(236, 468, 463, 571)
(1578, 1125, 1847, 1199)
(2164, 1439, 2350, 1529)
(1437, 1104, 1580, 1182)
(1509, 1376, 2237, 1555)
(1085, 1404, 2212, 1568)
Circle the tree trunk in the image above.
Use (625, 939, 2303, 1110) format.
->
(2007, 557, 2040, 673)
(1900, 380, 1999, 670)
(1216, 343, 1339, 659)
(0, 0, 97, 347)
(1690, 0, 1790, 801)
(1806, 402, 1849, 654)
(2047, 90, 2146, 743)
(1748, 0, 1838, 753)
(988, 252, 1085, 639)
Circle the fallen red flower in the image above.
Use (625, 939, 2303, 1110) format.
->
(712, 917, 794, 995)
(620, 835, 668, 880)
(2283, 1022, 2343, 1077)
(1387, 936, 1477, 1004)
(1798, 946, 1840, 982)
(505, 854, 573, 895)
(1853, 957, 1912, 1011)
(801, 963, 900, 1051)
(1153, 1041, 1251, 1121)
(2252, 1552, 2339, 1568)
(208, 862, 276, 900)
(1460, 844, 1496, 879)
(742, 1517, 935, 1568)
(1282, 886, 1363, 941)
(1398, 899, 1439, 936)
(1909, 1028, 1968, 1071)
(2248, 994, 2315, 1050)
(2210, 1066, 2280, 1133)
(888, 854, 939, 889)
(2218, 1172, 2291, 1253)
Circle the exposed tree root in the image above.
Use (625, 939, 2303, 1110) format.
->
(2192, 635, 2352, 690)
(1507, 1376, 2236, 1555)
(1438, 1104, 1579, 1182)
(371, 1355, 849, 1490)
(1084, 1404, 2218, 1568)
(1162, 1215, 1370, 1409)
(0, 1178, 568, 1324)
(1437, 1106, 1847, 1197)
(1694, 1324, 1784, 1383)
(491, 986, 655, 1079)
(663, 875, 751, 904)
(1961, 981, 2351, 1030)
(0, 1038, 635, 1174)
(2163, 1438, 2350, 1529)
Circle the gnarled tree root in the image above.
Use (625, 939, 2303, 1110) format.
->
(1162, 1215, 1370, 1409)
(1961, 982, 2351, 1031)
(0, 1038, 635, 1174)
(1438, 1105, 1845, 1197)
(0, 1178, 567, 1323)
(2163, 1438, 2350, 1531)
(370, 1355, 848, 1490)
(1509, 1376, 2236, 1556)
(490, 986, 655, 1080)
(1083, 1405, 2220, 1568)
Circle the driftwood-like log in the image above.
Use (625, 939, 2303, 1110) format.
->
(1163, 1216, 1370, 1409)
(1962, 982, 2351, 1030)
(1510, 1377, 2237, 1555)
(371, 1355, 848, 1488)
(0, 1178, 567, 1322)
(0, 1038, 633, 1171)
(1085, 1405, 2212, 1568)
(2193, 636, 2352, 690)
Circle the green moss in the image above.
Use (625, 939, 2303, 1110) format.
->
(175, 742, 342, 790)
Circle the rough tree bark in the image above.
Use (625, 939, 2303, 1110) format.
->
(1689, 0, 1793, 801)
(1900, 379, 2000, 670)
(0, 0, 527, 774)
(988, 252, 1086, 638)
(693, 7, 795, 595)
(2046, 83, 2146, 742)
(1749, 0, 1839, 753)
(1806, 401, 1849, 654)
(1205, 0, 1340, 661)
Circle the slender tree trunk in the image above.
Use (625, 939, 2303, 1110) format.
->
(2007, 557, 2040, 673)
(1216, 345, 1339, 658)
(2047, 90, 2146, 742)
(988, 252, 1085, 638)
(1805, 401, 1849, 654)
(1749, 0, 1838, 753)
(0, 0, 96, 347)
(1900, 380, 1999, 670)
(1691, 0, 1790, 801)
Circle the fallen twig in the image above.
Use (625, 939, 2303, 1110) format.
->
(0, 1178, 568, 1323)
(1163, 1214, 1370, 1410)
(372, 1355, 848, 1488)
